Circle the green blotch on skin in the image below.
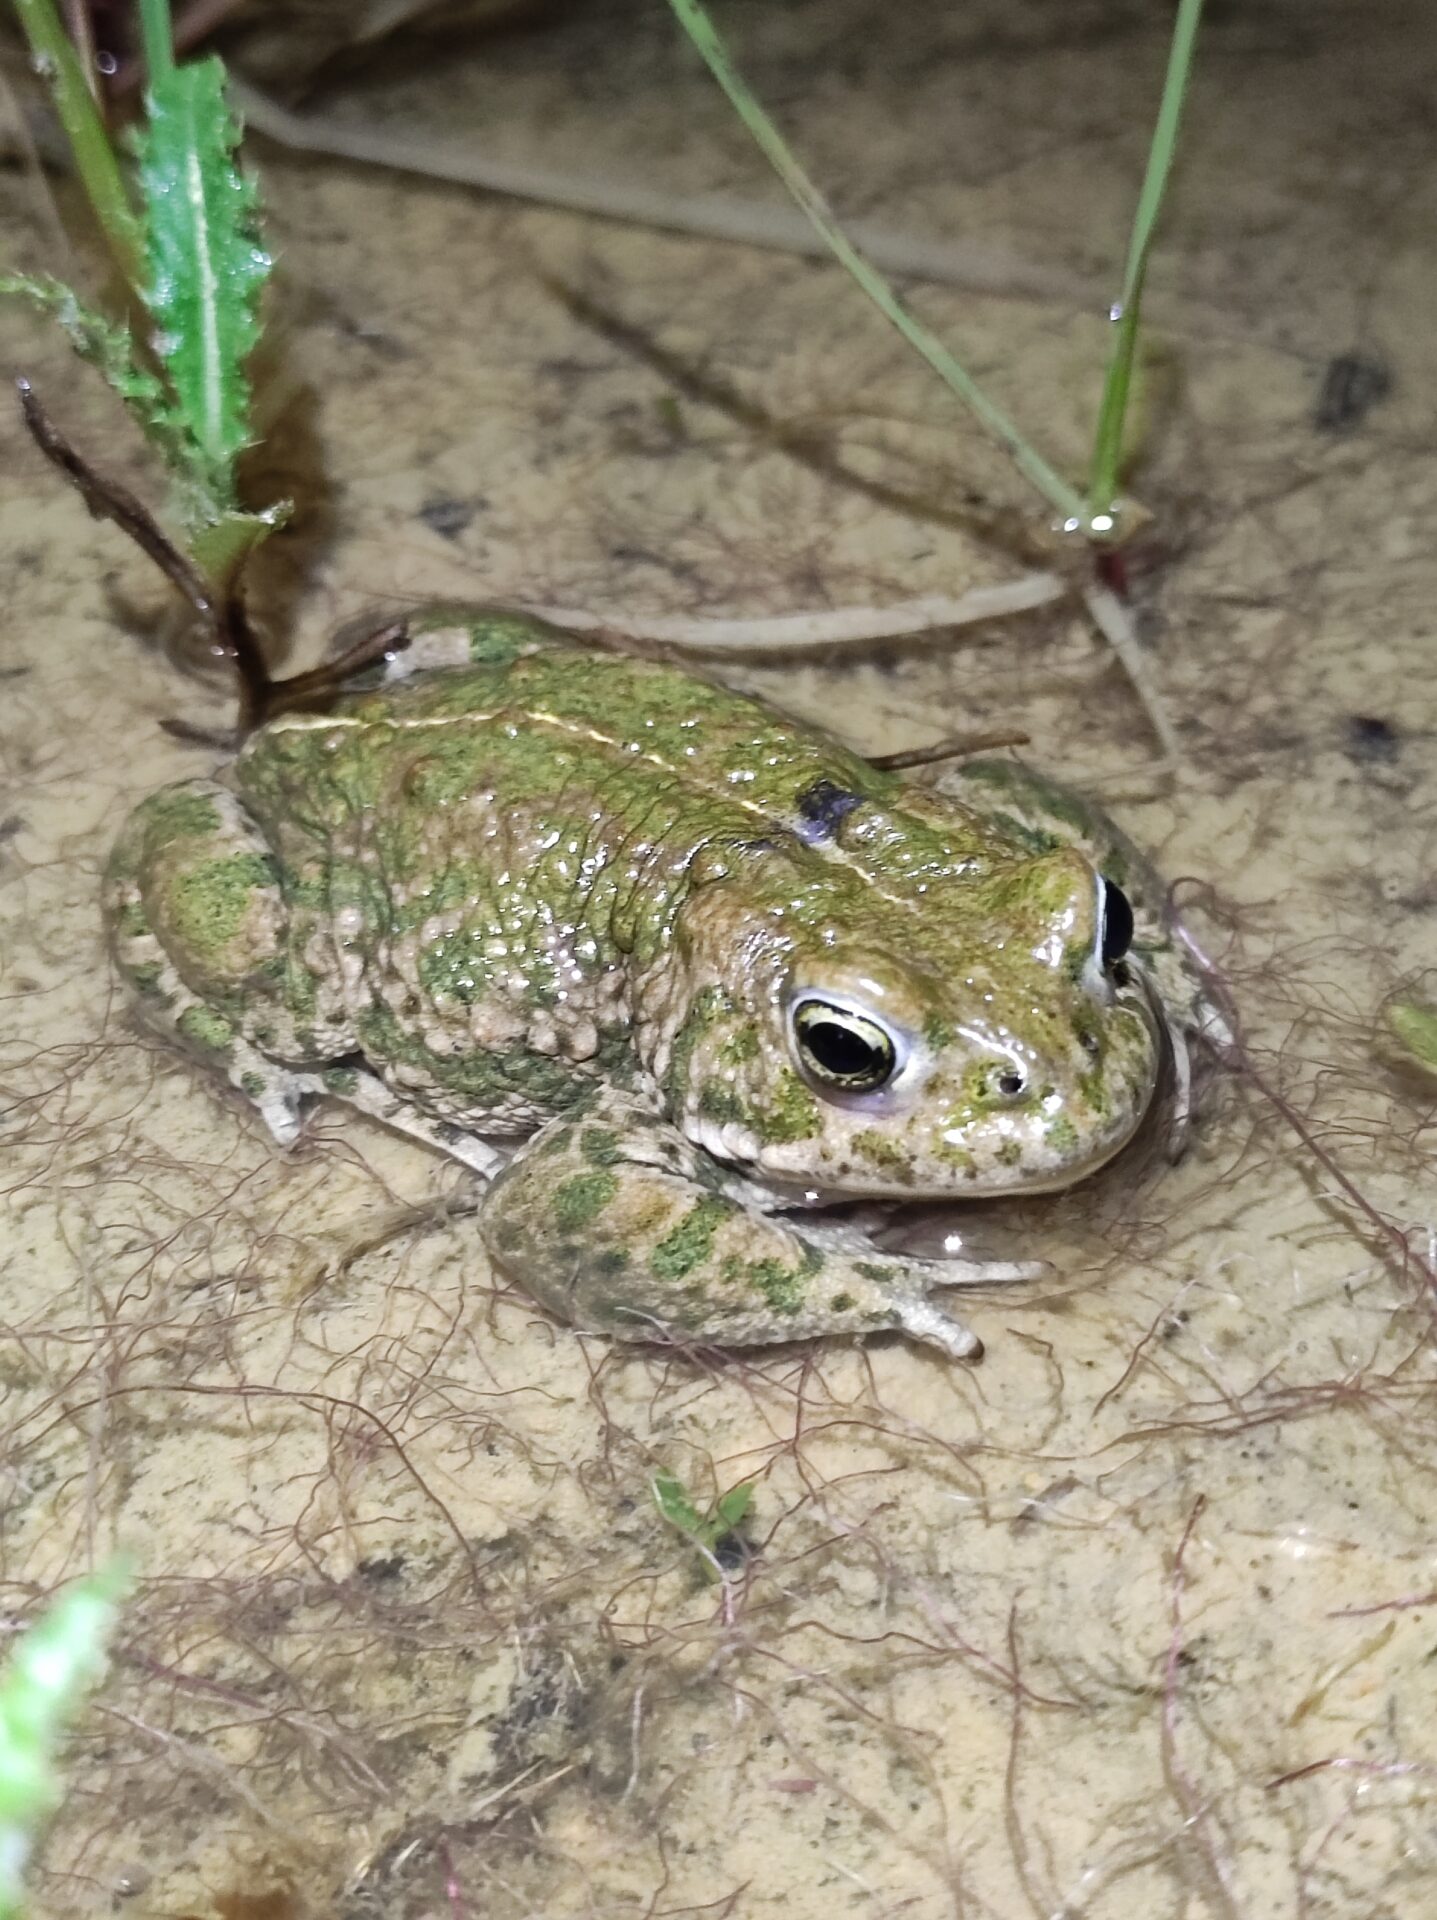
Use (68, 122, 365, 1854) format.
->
(142, 787, 222, 844)
(177, 1005, 235, 1056)
(115, 900, 149, 939)
(416, 930, 491, 1005)
(1045, 1114, 1078, 1154)
(324, 1067, 359, 1094)
(746, 1258, 804, 1314)
(923, 1012, 955, 1052)
(996, 1140, 1024, 1168)
(938, 1139, 977, 1175)
(355, 1003, 586, 1115)
(983, 807, 1060, 858)
(664, 985, 737, 1107)
(124, 960, 164, 996)
(465, 617, 531, 668)
(854, 1261, 899, 1286)
(170, 852, 277, 961)
(719, 1023, 760, 1066)
(1078, 1068, 1109, 1116)
(651, 1196, 734, 1284)
(553, 1170, 619, 1233)
(851, 1128, 914, 1183)
(581, 1127, 622, 1166)
(594, 1247, 629, 1278)
(829, 1292, 855, 1313)
(240, 1071, 266, 1098)
(754, 1069, 819, 1145)
(699, 1081, 744, 1125)
(743, 1241, 822, 1315)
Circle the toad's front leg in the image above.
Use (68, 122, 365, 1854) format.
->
(478, 1087, 1005, 1359)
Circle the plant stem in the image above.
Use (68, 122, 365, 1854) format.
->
(1086, 0, 1205, 530)
(11, 0, 143, 288)
(668, 0, 1087, 530)
(138, 0, 175, 84)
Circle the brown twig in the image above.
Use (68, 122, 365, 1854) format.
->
(869, 726, 1031, 772)
(17, 379, 211, 617)
(259, 617, 412, 718)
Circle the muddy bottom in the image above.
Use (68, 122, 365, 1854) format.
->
(1, 2, 1434, 1915)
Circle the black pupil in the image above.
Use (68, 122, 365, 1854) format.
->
(1101, 881, 1134, 966)
(802, 1017, 889, 1084)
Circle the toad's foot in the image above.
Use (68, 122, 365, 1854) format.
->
(477, 1087, 1019, 1359)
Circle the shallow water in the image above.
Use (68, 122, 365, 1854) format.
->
(1, 2, 1435, 1915)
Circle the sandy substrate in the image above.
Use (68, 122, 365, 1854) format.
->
(1, 1, 1434, 1914)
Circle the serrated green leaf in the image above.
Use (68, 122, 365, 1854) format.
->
(0, 272, 185, 461)
(135, 56, 271, 521)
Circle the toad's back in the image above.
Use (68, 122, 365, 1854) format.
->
(226, 642, 1009, 1129)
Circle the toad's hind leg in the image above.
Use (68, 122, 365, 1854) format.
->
(106, 778, 340, 1145)
(478, 1085, 990, 1359)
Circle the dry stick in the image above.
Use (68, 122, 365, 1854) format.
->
(17, 380, 276, 729)
(15, 383, 410, 732)
(868, 727, 1031, 772)
(1081, 579, 1180, 770)
(258, 617, 413, 716)
(229, 77, 1093, 305)
(16, 379, 211, 616)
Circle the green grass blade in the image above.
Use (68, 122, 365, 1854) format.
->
(10, 0, 144, 290)
(0, 1560, 131, 1920)
(1086, 0, 1204, 527)
(138, 0, 175, 85)
(135, 55, 271, 522)
(668, 0, 1086, 529)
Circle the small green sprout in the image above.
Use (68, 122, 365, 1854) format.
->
(1384, 997, 1437, 1078)
(0, 1561, 131, 1920)
(652, 1469, 755, 1582)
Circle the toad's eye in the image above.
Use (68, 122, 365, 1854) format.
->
(792, 999, 899, 1093)
(1100, 880, 1134, 967)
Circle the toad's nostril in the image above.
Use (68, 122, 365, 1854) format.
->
(996, 1069, 1027, 1098)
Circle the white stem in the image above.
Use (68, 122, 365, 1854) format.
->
(1081, 580, 1181, 769)
(528, 576, 1066, 653)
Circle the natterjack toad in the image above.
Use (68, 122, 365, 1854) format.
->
(106, 611, 1215, 1359)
